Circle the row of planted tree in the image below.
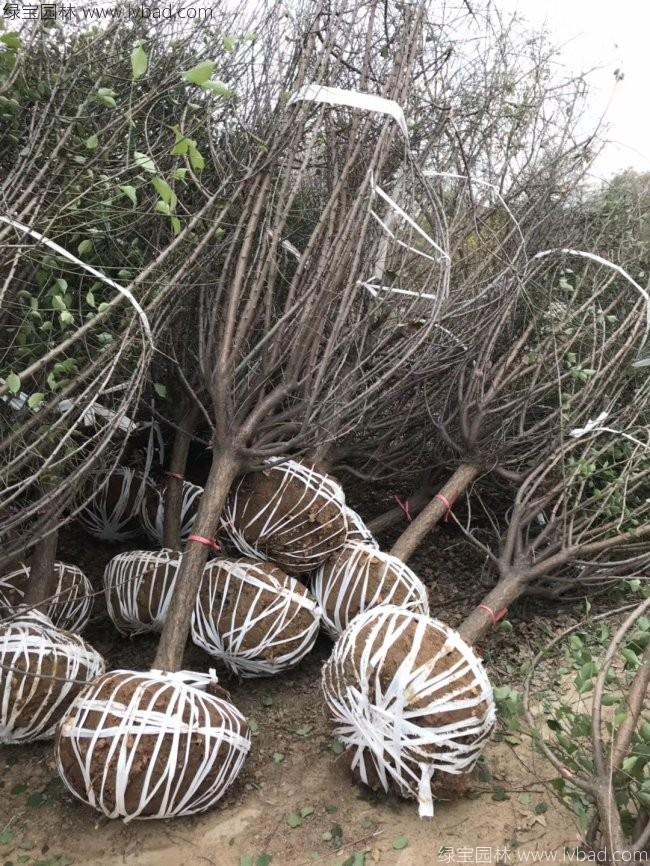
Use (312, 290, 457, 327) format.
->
(0, 0, 648, 857)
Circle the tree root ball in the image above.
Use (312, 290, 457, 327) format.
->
(343, 506, 378, 549)
(55, 669, 251, 821)
(104, 549, 181, 635)
(140, 481, 203, 546)
(0, 611, 106, 744)
(312, 542, 429, 638)
(77, 468, 154, 542)
(321, 605, 495, 817)
(0, 562, 93, 633)
(220, 460, 349, 574)
(192, 558, 320, 677)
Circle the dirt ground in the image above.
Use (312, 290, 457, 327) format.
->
(0, 516, 583, 866)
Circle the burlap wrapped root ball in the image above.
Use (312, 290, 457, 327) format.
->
(0, 610, 106, 744)
(77, 468, 154, 542)
(343, 506, 378, 549)
(139, 481, 203, 546)
(55, 669, 251, 821)
(221, 460, 349, 574)
(322, 606, 495, 817)
(104, 549, 181, 635)
(0, 562, 93, 632)
(192, 558, 320, 677)
(313, 542, 429, 638)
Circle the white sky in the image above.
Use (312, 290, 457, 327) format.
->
(495, 0, 650, 180)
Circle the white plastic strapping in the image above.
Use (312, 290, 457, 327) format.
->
(192, 558, 320, 678)
(0, 562, 93, 633)
(343, 506, 379, 549)
(78, 467, 155, 542)
(313, 542, 429, 638)
(220, 460, 348, 573)
(104, 549, 181, 636)
(55, 668, 251, 822)
(322, 606, 495, 817)
(288, 85, 408, 137)
(140, 481, 203, 546)
(0, 611, 106, 744)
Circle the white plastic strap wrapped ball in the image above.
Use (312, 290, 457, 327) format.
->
(0, 562, 93, 633)
(139, 481, 203, 546)
(77, 468, 154, 542)
(0, 610, 106, 744)
(322, 606, 495, 817)
(220, 460, 349, 574)
(312, 542, 429, 638)
(343, 506, 379, 549)
(104, 549, 181, 635)
(192, 558, 320, 677)
(55, 668, 251, 822)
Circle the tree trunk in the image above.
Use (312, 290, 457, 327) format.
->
(366, 486, 434, 535)
(153, 448, 239, 672)
(457, 569, 528, 645)
(163, 403, 200, 550)
(23, 525, 59, 613)
(390, 463, 481, 563)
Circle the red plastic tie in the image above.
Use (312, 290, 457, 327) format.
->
(479, 604, 508, 626)
(164, 471, 185, 481)
(188, 534, 221, 553)
(435, 493, 453, 522)
(394, 496, 412, 523)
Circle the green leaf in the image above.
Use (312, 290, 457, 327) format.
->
(134, 150, 157, 173)
(0, 32, 21, 50)
(240, 857, 254, 866)
(84, 133, 99, 150)
(131, 43, 148, 80)
(300, 806, 314, 818)
(203, 80, 233, 98)
(86, 291, 96, 308)
(189, 143, 205, 170)
(55, 278, 68, 292)
(28, 392, 45, 410)
(60, 310, 74, 326)
(223, 36, 237, 52)
(155, 200, 170, 215)
(174, 168, 188, 181)
(119, 184, 137, 206)
(170, 216, 181, 236)
(51, 295, 67, 311)
(96, 87, 116, 109)
(182, 61, 215, 85)
(153, 382, 168, 399)
(6, 372, 21, 394)
(639, 792, 650, 809)
(0, 828, 13, 845)
(272, 752, 284, 764)
(78, 239, 93, 257)
(27, 790, 48, 807)
(331, 739, 345, 755)
(622, 756, 639, 773)
(151, 176, 174, 205)
(286, 813, 302, 829)
(393, 836, 409, 850)
(257, 856, 272, 866)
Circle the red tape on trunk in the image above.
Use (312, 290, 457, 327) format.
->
(479, 604, 508, 626)
(394, 495, 412, 522)
(164, 471, 185, 481)
(435, 492, 454, 522)
(188, 534, 221, 553)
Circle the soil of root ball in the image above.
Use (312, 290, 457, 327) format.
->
(319, 548, 420, 629)
(324, 613, 490, 801)
(232, 470, 347, 571)
(198, 560, 316, 663)
(57, 671, 248, 817)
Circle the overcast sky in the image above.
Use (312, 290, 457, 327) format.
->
(495, 0, 650, 180)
